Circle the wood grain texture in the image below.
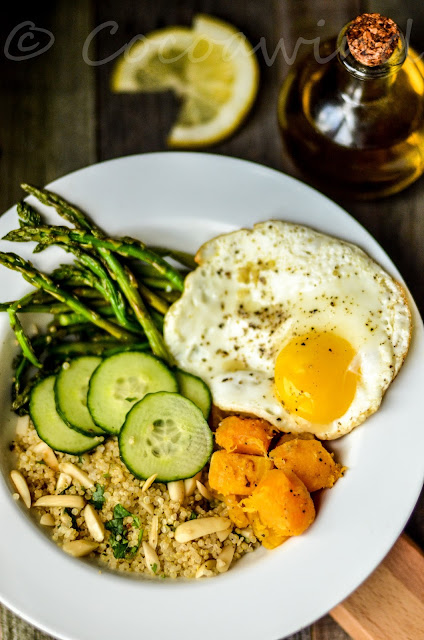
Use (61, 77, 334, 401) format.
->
(331, 535, 424, 640)
(312, 615, 352, 640)
(0, 606, 54, 640)
(0, 0, 95, 214)
(1, 1, 424, 639)
(0, 1, 94, 637)
(95, 0, 284, 168)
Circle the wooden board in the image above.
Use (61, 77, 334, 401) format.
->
(331, 534, 424, 639)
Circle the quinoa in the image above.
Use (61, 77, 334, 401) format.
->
(13, 422, 259, 578)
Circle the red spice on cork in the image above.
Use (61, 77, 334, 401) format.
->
(346, 13, 400, 67)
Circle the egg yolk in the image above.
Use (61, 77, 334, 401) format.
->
(274, 332, 359, 424)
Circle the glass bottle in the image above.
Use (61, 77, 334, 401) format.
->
(277, 13, 424, 199)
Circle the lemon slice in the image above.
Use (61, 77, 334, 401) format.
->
(111, 14, 259, 147)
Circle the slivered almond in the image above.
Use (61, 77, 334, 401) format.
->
(10, 470, 31, 508)
(63, 540, 98, 557)
(34, 495, 85, 509)
(216, 544, 235, 573)
(175, 517, 231, 543)
(140, 501, 154, 516)
(142, 474, 157, 492)
(33, 442, 59, 471)
(196, 480, 212, 500)
(83, 504, 105, 542)
(195, 559, 216, 578)
(142, 541, 160, 574)
(149, 515, 159, 549)
(33, 442, 47, 455)
(40, 513, 55, 526)
(15, 415, 30, 436)
(56, 472, 73, 494)
(184, 472, 202, 497)
(217, 528, 232, 542)
(167, 480, 185, 503)
(60, 462, 93, 489)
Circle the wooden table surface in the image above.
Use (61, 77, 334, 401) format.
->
(1, 1, 423, 639)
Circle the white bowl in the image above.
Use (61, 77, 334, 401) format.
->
(0, 152, 423, 640)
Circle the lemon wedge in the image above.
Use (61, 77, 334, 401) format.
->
(111, 14, 259, 147)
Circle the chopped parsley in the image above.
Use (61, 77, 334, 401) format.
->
(151, 563, 158, 574)
(128, 528, 144, 558)
(105, 503, 143, 559)
(90, 484, 105, 511)
(133, 515, 141, 528)
(112, 504, 131, 518)
(189, 511, 197, 520)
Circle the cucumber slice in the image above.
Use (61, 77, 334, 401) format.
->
(119, 392, 213, 481)
(175, 369, 212, 419)
(30, 376, 103, 454)
(55, 357, 105, 436)
(87, 352, 178, 435)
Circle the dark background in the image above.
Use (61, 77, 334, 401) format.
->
(1, 2, 424, 639)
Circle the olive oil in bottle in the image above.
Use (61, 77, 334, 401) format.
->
(278, 13, 424, 199)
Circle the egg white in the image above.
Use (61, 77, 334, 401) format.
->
(164, 221, 411, 439)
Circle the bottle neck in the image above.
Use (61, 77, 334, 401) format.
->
(336, 24, 406, 102)
(336, 65, 397, 102)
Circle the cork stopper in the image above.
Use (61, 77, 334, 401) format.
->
(346, 13, 400, 67)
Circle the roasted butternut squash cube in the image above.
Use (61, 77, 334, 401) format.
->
(208, 450, 274, 496)
(247, 512, 288, 549)
(242, 469, 315, 537)
(216, 416, 275, 456)
(224, 494, 250, 528)
(270, 438, 344, 492)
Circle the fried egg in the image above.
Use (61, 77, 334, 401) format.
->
(164, 221, 411, 439)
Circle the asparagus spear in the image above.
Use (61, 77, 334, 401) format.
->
(12, 352, 31, 410)
(63, 245, 146, 334)
(20, 184, 185, 291)
(52, 263, 100, 289)
(11, 329, 71, 412)
(157, 289, 181, 303)
(138, 283, 169, 315)
(5, 224, 184, 292)
(143, 276, 176, 291)
(54, 305, 116, 326)
(62, 246, 143, 334)
(51, 260, 142, 335)
(7, 292, 42, 368)
(5, 227, 171, 361)
(1, 301, 81, 314)
(17, 201, 42, 227)
(21, 184, 93, 231)
(12, 371, 43, 413)
(18, 188, 180, 354)
(149, 246, 197, 270)
(69, 287, 105, 299)
(0, 252, 134, 342)
(17, 186, 177, 361)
